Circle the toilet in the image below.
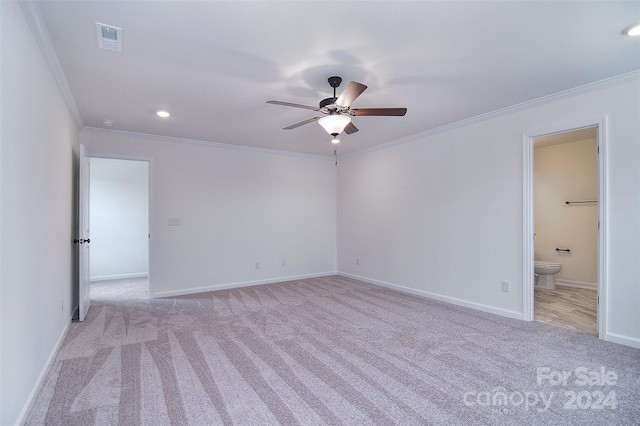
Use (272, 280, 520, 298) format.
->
(535, 260, 562, 289)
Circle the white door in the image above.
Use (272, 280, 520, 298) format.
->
(78, 144, 91, 321)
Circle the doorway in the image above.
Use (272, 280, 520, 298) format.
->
(522, 118, 607, 339)
(89, 157, 151, 300)
(533, 128, 598, 334)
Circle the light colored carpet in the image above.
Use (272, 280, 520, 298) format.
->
(26, 276, 640, 425)
(91, 277, 149, 301)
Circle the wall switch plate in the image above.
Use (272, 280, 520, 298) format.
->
(356, 257, 360, 266)
(168, 217, 181, 226)
(502, 280, 511, 292)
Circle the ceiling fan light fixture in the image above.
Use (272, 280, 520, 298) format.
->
(318, 114, 351, 135)
(623, 22, 640, 36)
(331, 137, 340, 144)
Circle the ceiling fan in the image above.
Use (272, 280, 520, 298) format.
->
(267, 76, 407, 143)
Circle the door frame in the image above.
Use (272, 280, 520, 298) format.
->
(78, 144, 91, 321)
(521, 116, 608, 339)
(89, 153, 155, 296)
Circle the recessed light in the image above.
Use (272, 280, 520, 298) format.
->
(623, 22, 640, 36)
(156, 110, 170, 118)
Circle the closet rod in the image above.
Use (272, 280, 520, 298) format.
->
(565, 200, 597, 204)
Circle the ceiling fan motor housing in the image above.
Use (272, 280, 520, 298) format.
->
(319, 97, 339, 110)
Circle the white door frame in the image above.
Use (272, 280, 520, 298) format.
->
(89, 153, 154, 296)
(522, 116, 608, 339)
(78, 144, 91, 321)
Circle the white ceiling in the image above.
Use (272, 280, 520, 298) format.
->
(32, 1, 640, 156)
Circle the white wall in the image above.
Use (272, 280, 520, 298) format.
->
(534, 138, 598, 287)
(337, 76, 640, 347)
(81, 130, 337, 296)
(90, 158, 149, 280)
(0, 2, 79, 424)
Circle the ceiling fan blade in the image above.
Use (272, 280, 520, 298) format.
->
(351, 108, 407, 116)
(344, 122, 359, 134)
(283, 116, 322, 130)
(335, 81, 367, 107)
(267, 100, 319, 111)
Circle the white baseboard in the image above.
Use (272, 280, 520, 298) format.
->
(555, 279, 597, 290)
(338, 272, 523, 320)
(151, 271, 336, 298)
(604, 332, 640, 349)
(15, 319, 71, 425)
(90, 273, 148, 282)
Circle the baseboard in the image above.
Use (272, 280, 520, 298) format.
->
(555, 279, 597, 290)
(90, 273, 148, 282)
(151, 271, 336, 298)
(604, 332, 640, 349)
(338, 272, 523, 320)
(15, 318, 71, 425)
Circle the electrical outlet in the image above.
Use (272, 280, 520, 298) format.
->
(281, 260, 286, 267)
(502, 280, 511, 292)
(255, 262, 260, 270)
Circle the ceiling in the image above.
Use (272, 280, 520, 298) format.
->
(31, 1, 640, 156)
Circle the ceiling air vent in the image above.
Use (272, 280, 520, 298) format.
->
(95, 22, 122, 53)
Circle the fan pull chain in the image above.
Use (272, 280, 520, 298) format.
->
(334, 148, 338, 167)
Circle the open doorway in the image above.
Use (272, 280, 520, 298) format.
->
(533, 128, 598, 335)
(522, 118, 607, 339)
(89, 157, 150, 301)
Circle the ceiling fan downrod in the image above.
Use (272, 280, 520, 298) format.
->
(327, 76, 342, 98)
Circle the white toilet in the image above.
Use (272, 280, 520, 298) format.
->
(535, 260, 562, 289)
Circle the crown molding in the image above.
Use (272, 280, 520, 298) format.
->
(344, 69, 640, 159)
(19, 1, 84, 128)
(81, 127, 334, 160)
